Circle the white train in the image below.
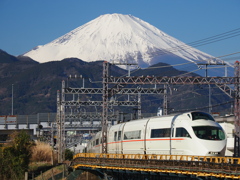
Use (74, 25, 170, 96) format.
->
(86, 112, 227, 156)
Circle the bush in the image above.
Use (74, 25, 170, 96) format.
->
(31, 141, 54, 162)
(0, 131, 35, 180)
(65, 148, 74, 160)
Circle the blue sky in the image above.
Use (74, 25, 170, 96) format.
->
(0, 0, 239, 62)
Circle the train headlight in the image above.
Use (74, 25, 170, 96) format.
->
(208, 151, 220, 155)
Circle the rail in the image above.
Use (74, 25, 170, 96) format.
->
(73, 153, 240, 163)
(71, 153, 240, 179)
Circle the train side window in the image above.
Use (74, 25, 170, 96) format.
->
(176, 127, 191, 138)
(118, 131, 122, 141)
(114, 131, 117, 141)
(124, 130, 141, 140)
(151, 128, 171, 138)
(96, 139, 99, 145)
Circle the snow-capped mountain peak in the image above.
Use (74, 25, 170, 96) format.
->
(24, 13, 229, 75)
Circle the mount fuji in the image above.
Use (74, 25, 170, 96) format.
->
(24, 13, 231, 76)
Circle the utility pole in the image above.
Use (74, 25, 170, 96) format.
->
(163, 84, 168, 115)
(102, 61, 109, 153)
(57, 81, 66, 163)
(209, 84, 212, 114)
(12, 84, 14, 115)
(234, 61, 240, 157)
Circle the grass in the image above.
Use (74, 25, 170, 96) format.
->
(29, 141, 60, 179)
(31, 141, 56, 163)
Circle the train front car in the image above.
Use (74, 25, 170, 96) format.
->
(172, 112, 227, 156)
(86, 111, 227, 157)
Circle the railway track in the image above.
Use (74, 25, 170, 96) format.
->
(71, 153, 240, 179)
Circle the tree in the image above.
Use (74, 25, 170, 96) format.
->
(0, 131, 35, 180)
(65, 148, 74, 160)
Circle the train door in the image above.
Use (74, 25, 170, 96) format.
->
(122, 120, 147, 154)
(113, 130, 122, 154)
(146, 127, 172, 154)
(114, 123, 125, 154)
(171, 127, 191, 155)
(113, 131, 118, 153)
(108, 123, 124, 154)
(145, 119, 172, 154)
(108, 126, 116, 154)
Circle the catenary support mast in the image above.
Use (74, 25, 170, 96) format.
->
(102, 61, 109, 153)
(234, 61, 240, 156)
(57, 81, 66, 163)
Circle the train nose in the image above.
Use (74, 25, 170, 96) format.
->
(207, 146, 226, 156)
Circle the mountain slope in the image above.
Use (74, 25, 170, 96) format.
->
(24, 14, 229, 74)
(0, 49, 20, 63)
(0, 50, 232, 115)
(0, 54, 127, 114)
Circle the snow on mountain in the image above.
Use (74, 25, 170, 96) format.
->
(24, 13, 231, 76)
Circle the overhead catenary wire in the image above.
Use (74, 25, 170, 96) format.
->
(179, 65, 236, 76)
(221, 56, 240, 62)
(140, 82, 231, 103)
(154, 28, 240, 56)
(139, 52, 240, 71)
(186, 28, 240, 47)
(213, 51, 240, 60)
(132, 51, 240, 77)
(140, 90, 232, 113)
(171, 100, 233, 113)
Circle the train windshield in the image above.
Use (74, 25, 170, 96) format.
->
(191, 112, 215, 121)
(193, 126, 225, 140)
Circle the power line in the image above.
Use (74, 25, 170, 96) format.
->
(144, 52, 239, 70)
(133, 51, 240, 77)
(222, 56, 240, 62)
(154, 28, 240, 56)
(214, 51, 240, 59)
(171, 100, 233, 113)
(187, 28, 240, 47)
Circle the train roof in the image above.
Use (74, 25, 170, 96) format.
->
(126, 111, 214, 122)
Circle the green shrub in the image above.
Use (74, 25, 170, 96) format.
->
(0, 131, 35, 180)
(65, 148, 74, 160)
